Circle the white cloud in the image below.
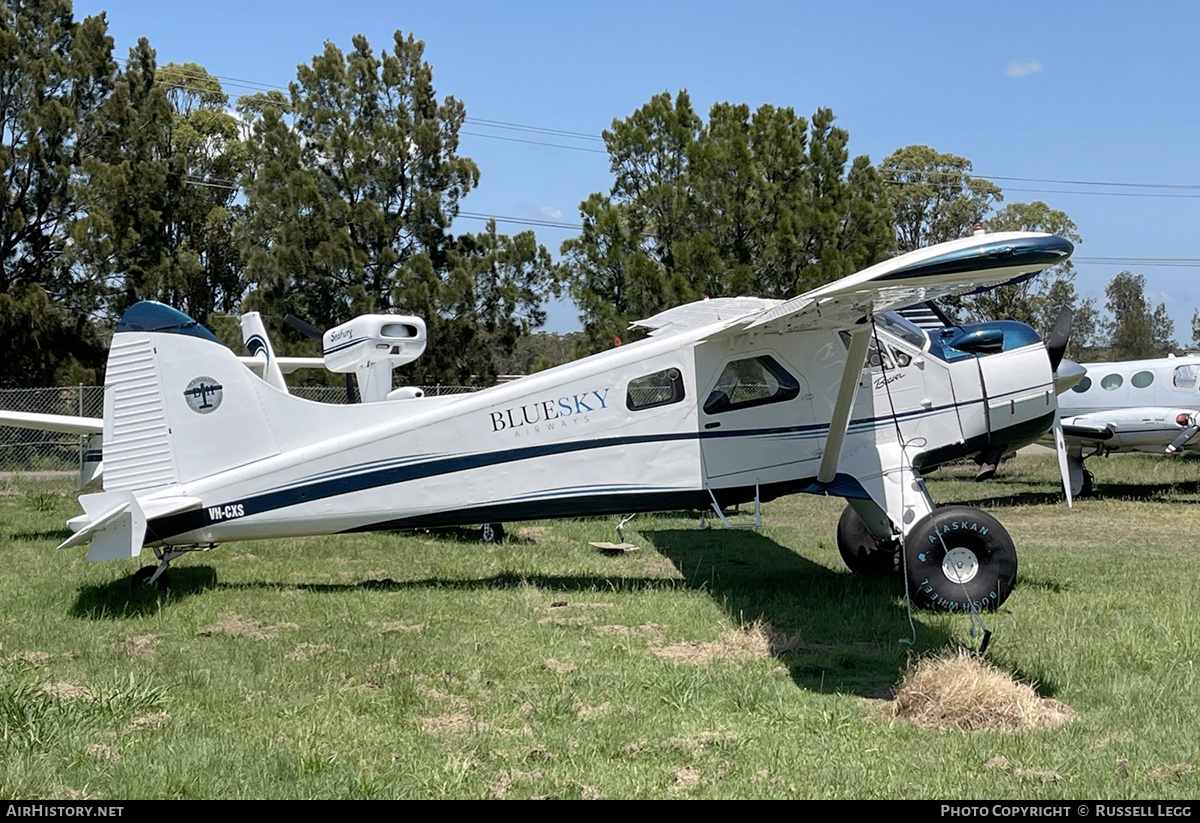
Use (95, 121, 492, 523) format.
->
(539, 206, 563, 220)
(1005, 59, 1043, 78)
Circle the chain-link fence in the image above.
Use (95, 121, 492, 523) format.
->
(0, 383, 481, 493)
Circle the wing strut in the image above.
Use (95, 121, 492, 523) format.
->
(818, 321, 873, 484)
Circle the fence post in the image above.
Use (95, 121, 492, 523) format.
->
(77, 383, 84, 477)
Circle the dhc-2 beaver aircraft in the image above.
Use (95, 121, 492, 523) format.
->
(1054, 353, 1200, 496)
(0, 231, 1081, 613)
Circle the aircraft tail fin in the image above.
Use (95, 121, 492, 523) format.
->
(102, 302, 281, 494)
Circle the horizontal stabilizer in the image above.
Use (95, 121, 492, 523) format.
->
(59, 491, 147, 561)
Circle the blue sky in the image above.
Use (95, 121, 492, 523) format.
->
(74, 0, 1200, 340)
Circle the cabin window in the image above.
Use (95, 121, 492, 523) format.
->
(1101, 374, 1123, 391)
(838, 331, 894, 370)
(1174, 365, 1200, 389)
(626, 368, 686, 411)
(703, 355, 800, 414)
(1131, 371, 1155, 389)
(1071, 376, 1092, 393)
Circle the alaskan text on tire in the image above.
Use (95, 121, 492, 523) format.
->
(902, 505, 1016, 612)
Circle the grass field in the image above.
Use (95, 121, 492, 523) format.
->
(0, 452, 1197, 799)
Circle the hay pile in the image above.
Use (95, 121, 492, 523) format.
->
(887, 649, 1075, 732)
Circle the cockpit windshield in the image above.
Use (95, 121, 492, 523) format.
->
(876, 311, 929, 350)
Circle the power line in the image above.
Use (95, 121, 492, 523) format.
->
(134, 58, 1200, 197)
(1075, 257, 1200, 267)
(459, 131, 607, 154)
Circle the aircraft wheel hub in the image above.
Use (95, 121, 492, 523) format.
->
(941, 547, 979, 584)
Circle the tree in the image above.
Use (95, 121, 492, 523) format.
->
(71, 47, 250, 328)
(1101, 272, 1176, 360)
(879, 148, 1094, 351)
(239, 31, 559, 382)
(878, 145, 1002, 252)
(562, 92, 893, 353)
(0, 0, 116, 385)
(971, 201, 1096, 355)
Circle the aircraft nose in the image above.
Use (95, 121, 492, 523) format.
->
(1053, 359, 1086, 395)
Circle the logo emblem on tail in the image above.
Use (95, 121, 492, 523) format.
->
(184, 376, 224, 413)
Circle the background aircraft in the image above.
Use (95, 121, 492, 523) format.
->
(0, 232, 1079, 617)
(1055, 353, 1200, 496)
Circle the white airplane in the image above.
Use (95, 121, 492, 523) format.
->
(0, 231, 1081, 615)
(1056, 353, 1200, 496)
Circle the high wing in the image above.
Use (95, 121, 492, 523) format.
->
(634, 232, 1072, 338)
(0, 409, 102, 435)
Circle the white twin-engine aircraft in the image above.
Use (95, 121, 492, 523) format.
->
(3, 232, 1082, 613)
(1055, 353, 1200, 496)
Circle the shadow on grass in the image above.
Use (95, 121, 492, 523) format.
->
(71, 565, 219, 619)
(640, 528, 955, 698)
(10, 528, 73, 541)
(932, 477, 1200, 508)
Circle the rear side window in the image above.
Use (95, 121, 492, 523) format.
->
(1174, 365, 1200, 389)
(627, 368, 685, 411)
(703, 355, 800, 414)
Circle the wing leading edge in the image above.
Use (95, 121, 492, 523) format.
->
(632, 232, 1073, 338)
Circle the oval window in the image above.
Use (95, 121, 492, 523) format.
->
(1131, 371, 1154, 388)
(1101, 374, 1123, 391)
(1071, 376, 1092, 393)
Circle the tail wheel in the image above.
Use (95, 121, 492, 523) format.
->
(903, 505, 1017, 612)
(836, 505, 899, 577)
(480, 522, 505, 544)
(132, 565, 171, 592)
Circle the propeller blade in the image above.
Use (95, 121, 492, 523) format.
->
(1166, 423, 1200, 454)
(1053, 415, 1073, 508)
(285, 314, 325, 343)
(1046, 306, 1072, 373)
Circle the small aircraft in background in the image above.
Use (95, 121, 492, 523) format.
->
(0, 231, 1080, 614)
(1054, 353, 1200, 496)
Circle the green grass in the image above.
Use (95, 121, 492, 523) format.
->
(0, 453, 1197, 799)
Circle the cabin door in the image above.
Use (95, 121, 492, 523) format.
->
(695, 347, 816, 495)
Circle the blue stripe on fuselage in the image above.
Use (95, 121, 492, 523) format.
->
(145, 388, 1044, 542)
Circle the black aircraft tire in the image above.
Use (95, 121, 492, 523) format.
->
(132, 565, 171, 592)
(903, 506, 1016, 612)
(480, 522, 505, 544)
(836, 505, 898, 577)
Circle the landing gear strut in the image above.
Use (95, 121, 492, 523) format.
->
(130, 545, 214, 592)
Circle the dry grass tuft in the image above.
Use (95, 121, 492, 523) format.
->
(887, 648, 1076, 732)
(40, 681, 96, 701)
(127, 712, 171, 732)
(1147, 763, 1193, 784)
(671, 766, 702, 790)
(420, 713, 489, 735)
(367, 620, 425, 634)
(650, 619, 802, 665)
(284, 642, 333, 661)
(16, 651, 52, 665)
(544, 658, 576, 674)
(593, 622, 668, 638)
(112, 634, 159, 660)
(668, 730, 738, 754)
(85, 743, 120, 763)
(198, 612, 299, 641)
